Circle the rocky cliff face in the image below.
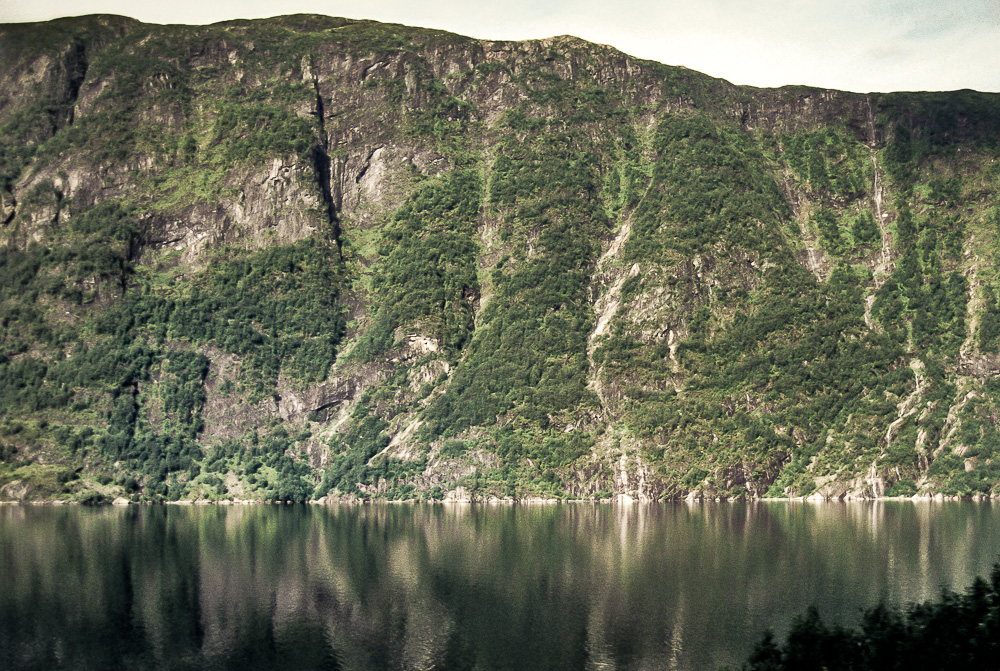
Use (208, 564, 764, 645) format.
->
(2, 14, 1000, 502)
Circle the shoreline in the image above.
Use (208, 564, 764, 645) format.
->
(1, 493, 994, 506)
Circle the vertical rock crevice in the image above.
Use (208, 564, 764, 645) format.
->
(1, 193, 15, 227)
(63, 37, 89, 124)
(308, 60, 343, 257)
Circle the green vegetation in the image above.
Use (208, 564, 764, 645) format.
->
(625, 114, 789, 263)
(422, 103, 613, 443)
(196, 423, 315, 501)
(734, 561, 1000, 671)
(314, 408, 427, 501)
(2, 15, 1000, 501)
(0, 205, 345, 499)
(781, 127, 871, 199)
(353, 169, 482, 359)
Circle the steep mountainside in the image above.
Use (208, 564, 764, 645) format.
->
(3, 14, 1000, 502)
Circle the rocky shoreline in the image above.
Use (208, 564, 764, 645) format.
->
(2, 493, 994, 506)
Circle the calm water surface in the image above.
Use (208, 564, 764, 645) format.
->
(2, 502, 999, 670)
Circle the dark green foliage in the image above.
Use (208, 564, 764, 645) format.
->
(925, 390, 1000, 496)
(0, 103, 66, 192)
(782, 128, 870, 199)
(737, 562, 1000, 671)
(70, 199, 137, 243)
(616, 261, 908, 495)
(979, 288, 1000, 352)
(850, 210, 880, 246)
(159, 351, 209, 429)
(871, 202, 967, 356)
(0, 220, 343, 495)
(210, 100, 315, 163)
(201, 425, 315, 501)
(91, 51, 191, 105)
(703, 275, 896, 415)
(884, 479, 917, 497)
(927, 176, 961, 205)
(0, 198, 145, 417)
(354, 170, 482, 359)
(894, 202, 916, 242)
(813, 208, 878, 255)
(329, 412, 390, 492)
(0, 15, 136, 61)
(156, 239, 347, 397)
(814, 207, 843, 254)
(0, 16, 133, 190)
(625, 114, 790, 263)
(408, 76, 476, 150)
(423, 117, 607, 442)
(884, 123, 914, 184)
(439, 439, 468, 458)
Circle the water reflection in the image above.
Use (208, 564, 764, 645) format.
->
(1, 502, 998, 670)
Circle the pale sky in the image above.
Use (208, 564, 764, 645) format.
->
(2, 0, 998, 93)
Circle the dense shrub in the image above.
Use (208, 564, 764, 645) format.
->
(734, 561, 1000, 671)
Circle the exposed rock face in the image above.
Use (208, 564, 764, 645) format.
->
(0, 480, 31, 502)
(2, 14, 1000, 502)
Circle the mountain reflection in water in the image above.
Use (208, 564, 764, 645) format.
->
(2, 502, 999, 671)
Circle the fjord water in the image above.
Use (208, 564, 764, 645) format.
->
(2, 503, 999, 671)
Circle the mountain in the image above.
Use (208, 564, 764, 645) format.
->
(2, 14, 1000, 502)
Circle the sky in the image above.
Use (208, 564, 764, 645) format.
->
(2, 0, 998, 93)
